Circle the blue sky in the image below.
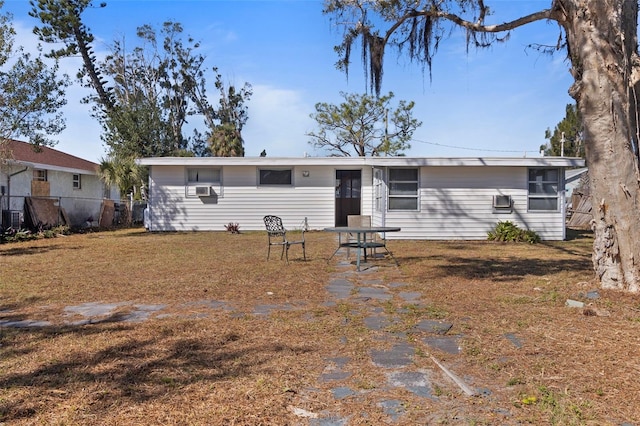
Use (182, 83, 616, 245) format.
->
(4, 0, 574, 162)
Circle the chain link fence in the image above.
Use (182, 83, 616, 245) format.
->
(0, 195, 146, 230)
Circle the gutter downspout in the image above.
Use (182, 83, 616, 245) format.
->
(5, 167, 29, 211)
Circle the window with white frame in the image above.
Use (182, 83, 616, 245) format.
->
(73, 174, 81, 189)
(528, 168, 560, 211)
(185, 167, 222, 198)
(374, 168, 384, 212)
(187, 168, 221, 183)
(33, 169, 47, 182)
(388, 168, 419, 211)
(259, 168, 292, 185)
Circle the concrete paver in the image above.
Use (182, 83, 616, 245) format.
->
(0, 246, 486, 424)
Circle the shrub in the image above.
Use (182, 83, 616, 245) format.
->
(42, 226, 70, 239)
(224, 222, 241, 234)
(487, 221, 540, 244)
(0, 225, 71, 244)
(0, 227, 36, 243)
(522, 229, 541, 244)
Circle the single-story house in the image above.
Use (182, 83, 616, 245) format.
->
(0, 139, 120, 229)
(137, 155, 585, 241)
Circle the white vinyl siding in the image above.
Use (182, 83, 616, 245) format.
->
(146, 165, 341, 232)
(382, 166, 565, 241)
(142, 158, 573, 240)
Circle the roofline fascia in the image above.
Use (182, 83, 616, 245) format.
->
(136, 156, 586, 168)
(5, 159, 98, 175)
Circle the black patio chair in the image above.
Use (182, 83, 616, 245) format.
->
(263, 215, 306, 263)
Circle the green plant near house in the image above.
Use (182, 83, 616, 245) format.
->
(224, 222, 241, 234)
(521, 229, 541, 244)
(0, 228, 35, 243)
(0, 225, 71, 244)
(487, 221, 540, 244)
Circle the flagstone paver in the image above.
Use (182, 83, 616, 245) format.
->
(0, 245, 494, 424)
(306, 248, 471, 425)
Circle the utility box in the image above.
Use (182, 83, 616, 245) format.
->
(2, 210, 22, 229)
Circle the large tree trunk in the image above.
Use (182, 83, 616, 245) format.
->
(560, 0, 640, 291)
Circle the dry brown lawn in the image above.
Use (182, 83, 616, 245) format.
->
(1, 227, 639, 425)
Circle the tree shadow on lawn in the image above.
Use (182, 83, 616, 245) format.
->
(0, 320, 312, 423)
(0, 244, 79, 257)
(0, 296, 49, 320)
(400, 253, 592, 282)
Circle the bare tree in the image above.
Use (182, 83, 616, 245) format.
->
(325, 0, 640, 292)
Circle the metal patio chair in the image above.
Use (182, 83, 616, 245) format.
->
(346, 215, 396, 265)
(263, 215, 306, 263)
(346, 215, 379, 258)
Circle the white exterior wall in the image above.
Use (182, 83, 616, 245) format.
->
(382, 166, 565, 240)
(1, 166, 32, 211)
(360, 167, 375, 219)
(141, 157, 580, 241)
(0, 164, 117, 227)
(54, 171, 111, 225)
(147, 165, 349, 232)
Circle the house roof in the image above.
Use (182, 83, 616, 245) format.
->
(565, 167, 588, 183)
(137, 155, 586, 168)
(4, 139, 98, 175)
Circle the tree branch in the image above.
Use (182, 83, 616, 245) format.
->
(383, 8, 554, 45)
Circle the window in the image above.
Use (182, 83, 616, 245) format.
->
(73, 174, 81, 189)
(187, 168, 221, 183)
(185, 168, 222, 198)
(259, 169, 292, 185)
(33, 169, 47, 182)
(528, 168, 559, 211)
(388, 168, 418, 210)
(374, 168, 384, 212)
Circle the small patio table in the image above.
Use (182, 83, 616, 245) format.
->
(324, 226, 401, 271)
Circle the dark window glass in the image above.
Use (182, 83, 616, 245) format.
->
(259, 169, 292, 185)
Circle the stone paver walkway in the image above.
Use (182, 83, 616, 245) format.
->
(0, 249, 520, 424)
(298, 254, 479, 425)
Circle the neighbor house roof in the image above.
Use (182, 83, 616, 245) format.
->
(565, 167, 588, 183)
(4, 139, 98, 175)
(137, 155, 586, 168)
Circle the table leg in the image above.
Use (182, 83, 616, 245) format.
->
(356, 232, 362, 271)
(363, 232, 368, 262)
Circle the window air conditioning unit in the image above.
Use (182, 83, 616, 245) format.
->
(195, 186, 211, 196)
(493, 195, 512, 209)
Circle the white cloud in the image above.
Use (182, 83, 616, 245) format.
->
(242, 85, 316, 157)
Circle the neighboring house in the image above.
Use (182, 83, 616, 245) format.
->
(137, 156, 585, 241)
(0, 139, 119, 229)
(565, 167, 592, 230)
(565, 167, 588, 199)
